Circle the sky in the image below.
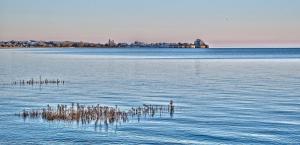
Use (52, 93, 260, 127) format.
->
(0, 0, 300, 48)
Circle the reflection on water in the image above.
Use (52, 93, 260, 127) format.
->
(0, 48, 300, 144)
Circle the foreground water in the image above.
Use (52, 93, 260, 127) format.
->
(0, 48, 300, 144)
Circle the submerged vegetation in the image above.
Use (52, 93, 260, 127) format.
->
(18, 101, 175, 128)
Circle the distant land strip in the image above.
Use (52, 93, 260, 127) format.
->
(0, 39, 209, 48)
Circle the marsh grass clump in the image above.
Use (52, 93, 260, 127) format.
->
(18, 101, 175, 126)
(11, 76, 65, 86)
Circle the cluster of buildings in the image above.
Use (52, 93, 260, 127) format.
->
(0, 39, 209, 48)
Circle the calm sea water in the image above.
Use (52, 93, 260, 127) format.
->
(0, 48, 300, 144)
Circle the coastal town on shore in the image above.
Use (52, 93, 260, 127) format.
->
(0, 39, 209, 48)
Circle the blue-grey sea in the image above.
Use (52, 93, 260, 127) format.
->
(0, 48, 300, 145)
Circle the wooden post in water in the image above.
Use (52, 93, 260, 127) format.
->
(169, 100, 174, 117)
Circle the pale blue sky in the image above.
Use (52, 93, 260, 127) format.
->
(1, 0, 300, 47)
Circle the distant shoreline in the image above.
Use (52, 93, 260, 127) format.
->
(2, 47, 300, 49)
(0, 39, 209, 49)
(0, 47, 208, 49)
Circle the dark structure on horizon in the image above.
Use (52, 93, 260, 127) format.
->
(194, 39, 209, 48)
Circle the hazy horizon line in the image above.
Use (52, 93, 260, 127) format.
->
(1, 39, 300, 48)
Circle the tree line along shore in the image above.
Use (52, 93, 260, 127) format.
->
(0, 39, 209, 48)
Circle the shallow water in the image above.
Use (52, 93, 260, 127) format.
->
(1, 48, 300, 144)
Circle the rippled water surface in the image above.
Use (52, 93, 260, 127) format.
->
(0, 48, 300, 144)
